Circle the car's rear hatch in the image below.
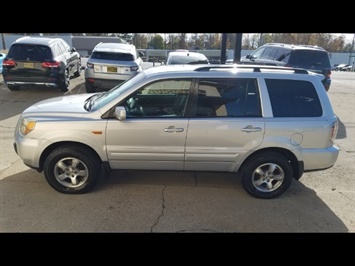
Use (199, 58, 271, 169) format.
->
(3, 44, 55, 83)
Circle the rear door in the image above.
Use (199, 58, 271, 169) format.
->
(184, 77, 265, 172)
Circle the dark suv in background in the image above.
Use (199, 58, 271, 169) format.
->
(240, 43, 332, 91)
(2, 36, 81, 92)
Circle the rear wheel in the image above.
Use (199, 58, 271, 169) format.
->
(73, 59, 81, 77)
(7, 84, 20, 91)
(59, 69, 70, 92)
(241, 151, 294, 199)
(85, 80, 95, 93)
(44, 145, 102, 194)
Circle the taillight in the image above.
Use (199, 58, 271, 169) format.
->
(130, 66, 139, 71)
(42, 61, 61, 68)
(325, 70, 331, 78)
(330, 119, 339, 141)
(2, 59, 16, 67)
(86, 62, 94, 68)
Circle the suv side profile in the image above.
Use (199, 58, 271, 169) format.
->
(13, 64, 339, 199)
(84, 42, 144, 92)
(2, 36, 81, 92)
(240, 43, 332, 91)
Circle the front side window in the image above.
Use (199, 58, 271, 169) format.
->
(195, 78, 261, 117)
(123, 79, 192, 118)
(266, 79, 322, 117)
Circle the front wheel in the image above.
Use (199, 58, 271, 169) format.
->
(44, 145, 102, 194)
(241, 151, 294, 199)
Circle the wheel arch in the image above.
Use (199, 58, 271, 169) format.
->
(237, 147, 303, 180)
(38, 141, 103, 172)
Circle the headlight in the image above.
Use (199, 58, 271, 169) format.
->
(20, 118, 36, 135)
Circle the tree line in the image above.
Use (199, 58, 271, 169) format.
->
(7, 33, 354, 52)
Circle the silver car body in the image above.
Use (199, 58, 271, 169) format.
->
(15, 65, 339, 175)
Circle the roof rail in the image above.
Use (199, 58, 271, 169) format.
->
(194, 64, 309, 74)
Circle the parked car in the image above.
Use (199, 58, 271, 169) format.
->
(2, 36, 81, 92)
(13, 64, 339, 199)
(337, 64, 352, 71)
(0, 52, 6, 74)
(166, 50, 209, 65)
(240, 43, 332, 91)
(84, 42, 144, 93)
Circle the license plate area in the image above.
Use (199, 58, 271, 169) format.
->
(23, 62, 34, 68)
(94, 65, 128, 74)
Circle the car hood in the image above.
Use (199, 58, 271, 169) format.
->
(23, 94, 93, 116)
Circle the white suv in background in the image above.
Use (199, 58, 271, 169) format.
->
(166, 50, 209, 65)
(84, 42, 144, 92)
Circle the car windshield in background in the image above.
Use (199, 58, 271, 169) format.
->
(170, 55, 209, 65)
(90, 51, 134, 61)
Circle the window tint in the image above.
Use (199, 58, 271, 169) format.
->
(91, 51, 134, 61)
(289, 50, 331, 68)
(266, 79, 322, 117)
(124, 79, 192, 118)
(7, 44, 52, 61)
(195, 78, 261, 117)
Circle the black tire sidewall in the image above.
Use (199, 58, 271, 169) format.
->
(44, 146, 101, 194)
(241, 152, 293, 199)
(59, 70, 69, 92)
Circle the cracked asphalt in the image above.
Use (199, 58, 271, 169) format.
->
(0, 70, 354, 233)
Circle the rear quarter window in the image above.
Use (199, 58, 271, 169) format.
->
(266, 79, 322, 117)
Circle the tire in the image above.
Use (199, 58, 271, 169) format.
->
(58, 69, 70, 92)
(73, 60, 81, 77)
(85, 80, 95, 93)
(43, 145, 102, 194)
(241, 151, 293, 199)
(7, 84, 20, 91)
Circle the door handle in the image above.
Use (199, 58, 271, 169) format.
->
(241, 125, 262, 132)
(164, 127, 184, 133)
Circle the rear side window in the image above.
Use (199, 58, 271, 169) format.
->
(195, 78, 261, 117)
(91, 51, 134, 61)
(266, 79, 322, 117)
(7, 44, 52, 61)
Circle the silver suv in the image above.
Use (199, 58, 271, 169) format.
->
(84, 42, 144, 92)
(13, 64, 340, 199)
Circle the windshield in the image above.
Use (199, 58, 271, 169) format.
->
(89, 71, 146, 111)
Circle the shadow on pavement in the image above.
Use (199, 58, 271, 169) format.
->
(0, 168, 349, 233)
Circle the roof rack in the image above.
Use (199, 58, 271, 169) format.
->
(194, 64, 309, 74)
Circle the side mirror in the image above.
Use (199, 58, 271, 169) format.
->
(114, 106, 126, 120)
(139, 51, 144, 58)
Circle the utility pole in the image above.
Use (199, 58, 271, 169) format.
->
(234, 33, 243, 62)
(1, 33, 6, 50)
(220, 33, 227, 64)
